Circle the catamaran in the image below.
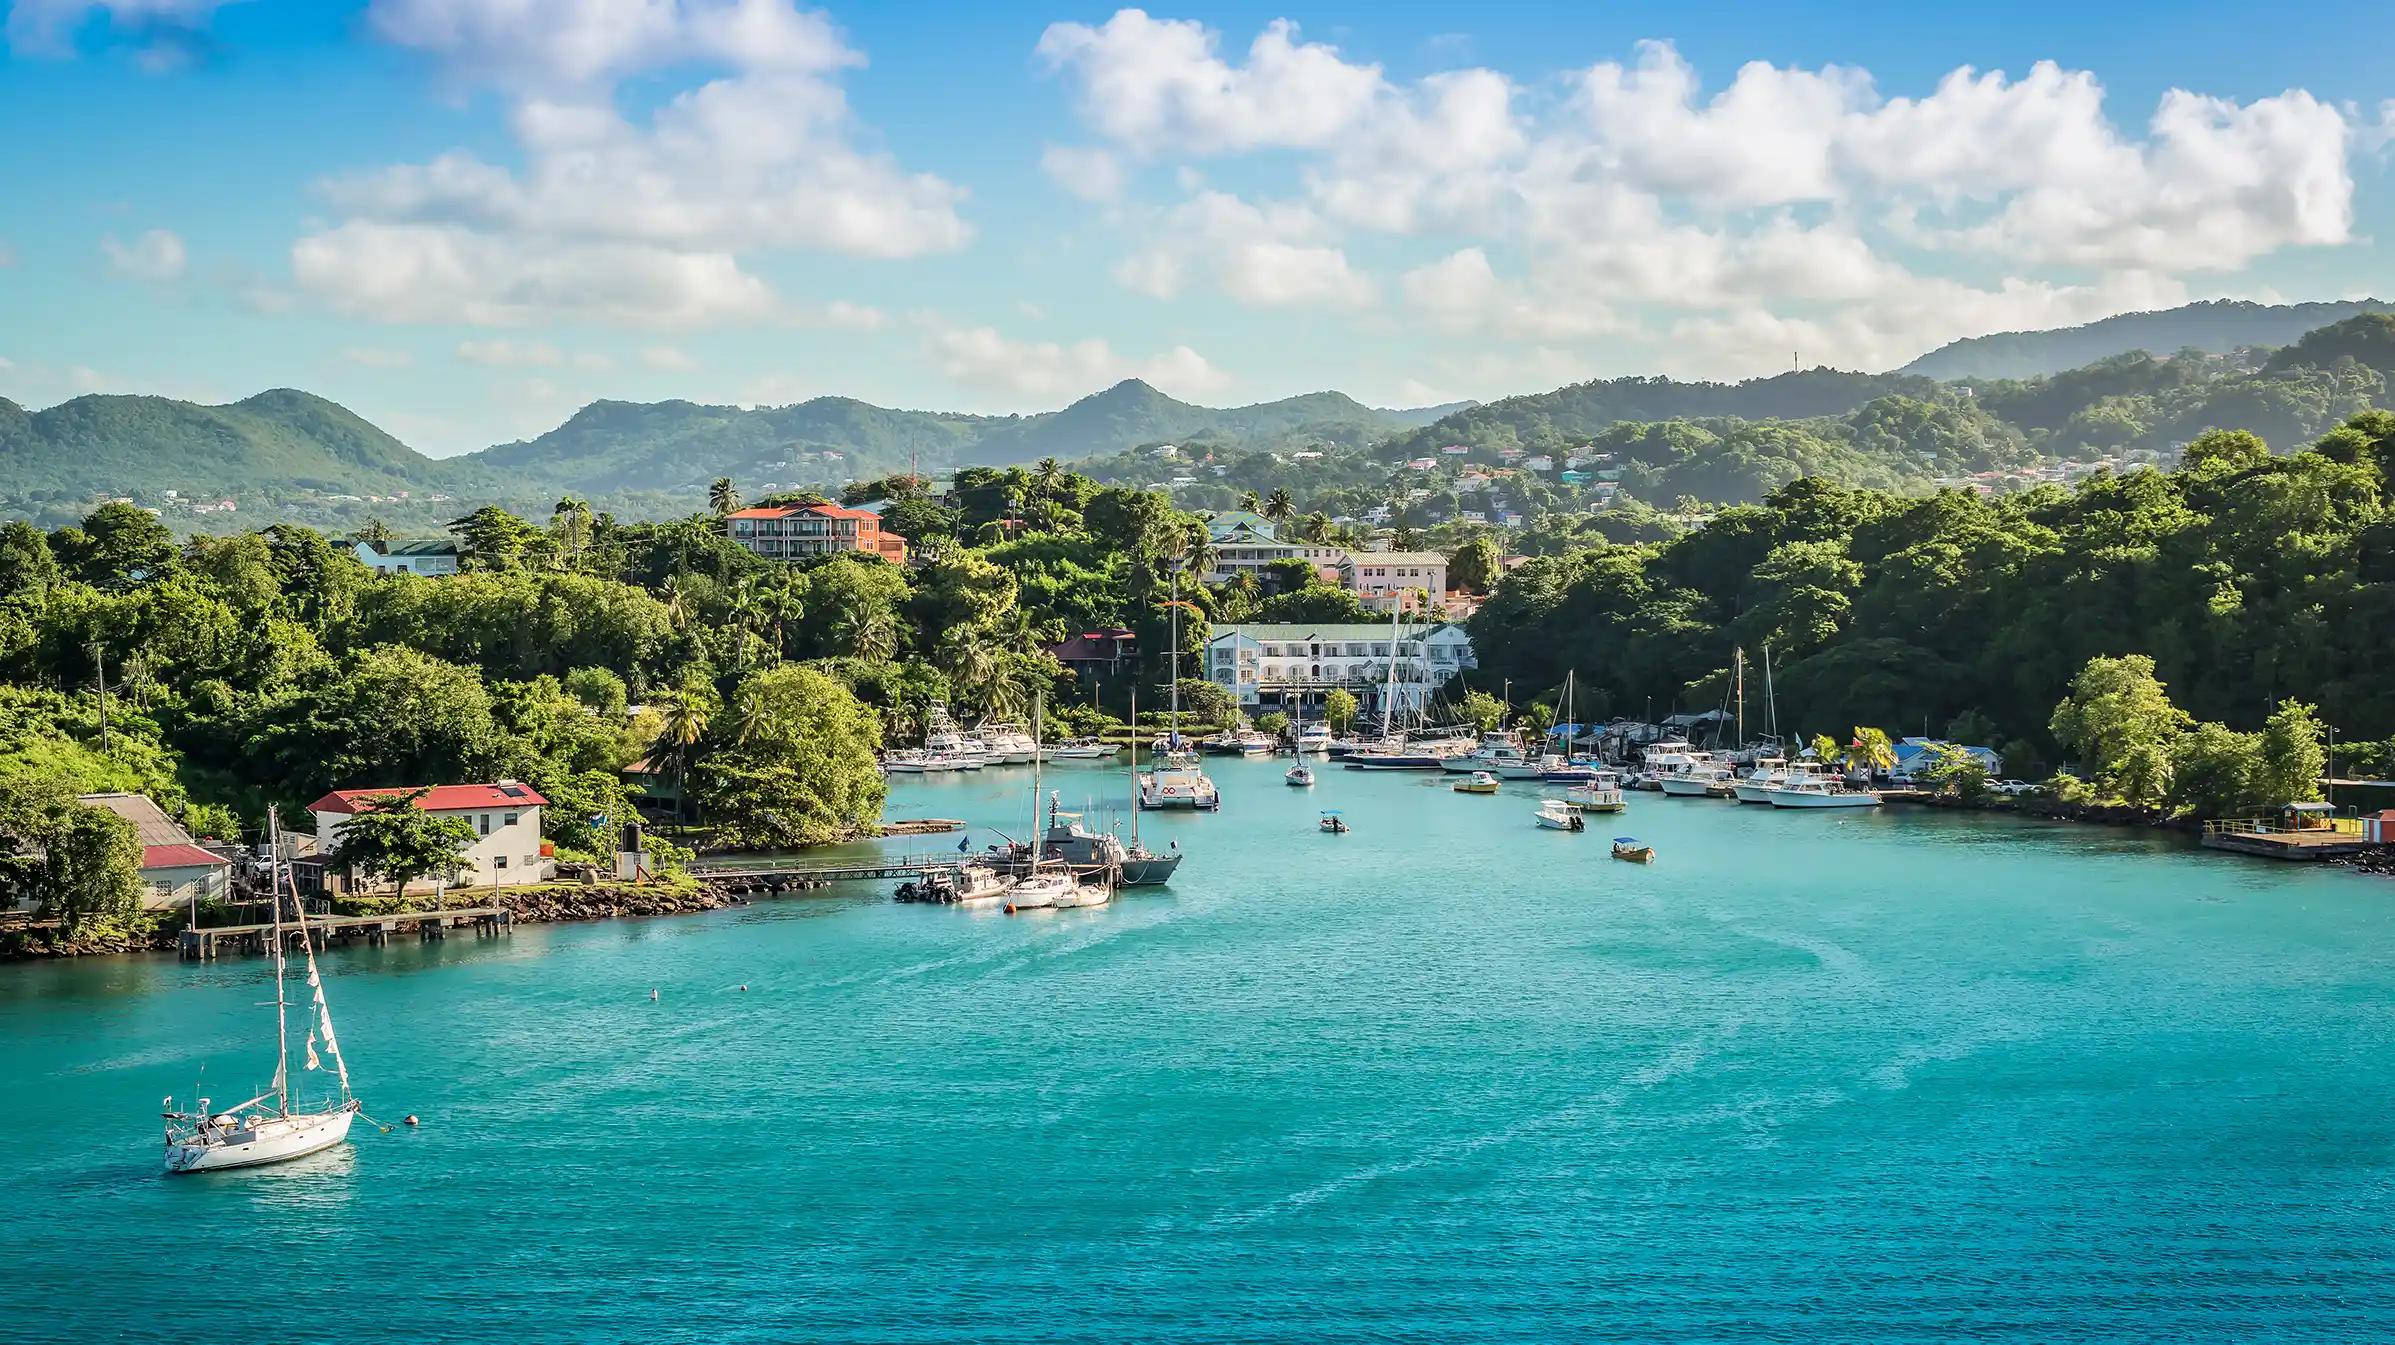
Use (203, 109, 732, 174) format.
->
(162, 807, 361, 1174)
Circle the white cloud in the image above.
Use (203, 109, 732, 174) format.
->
(639, 344, 698, 371)
(1115, 191, 1372, 309)
(294, 222, 778, 328)
(1037, 12, 1383, 154)
(1040, 144, 1125, 202)
(341, 346, 414, 368)
(298, 2, 966, 328)
(1042, 15, 2370, 376)
(101, 228, 186, 282)
(919, 317, 1229, 407)
(365, 0, 852, 91)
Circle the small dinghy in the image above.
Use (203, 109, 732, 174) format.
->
(1452, 771, 1499, 795)
(1319, 809, 1350, 834)
(1611, 837, 1656, 863)
(1534, 799, 1585, 832)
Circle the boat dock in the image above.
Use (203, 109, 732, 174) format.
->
(2199, 818, 2378, 861)
(692, 850, 971, 890)
(179, 906, 509, 959)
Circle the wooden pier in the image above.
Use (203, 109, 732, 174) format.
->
(2199, 817, 2377, 862)
(691, 850, 971, 890)
(179, 906, 510, 960)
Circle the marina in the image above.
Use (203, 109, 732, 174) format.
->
(9, 754, 2395, 1339)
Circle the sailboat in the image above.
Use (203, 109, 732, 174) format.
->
(1138, 566, 1221, 810)
(1537, 671, 1599, 782)
(1009, 692, 1111, 911)
(162, 806, 362, 1174)
(1345, 605, 1445, 769)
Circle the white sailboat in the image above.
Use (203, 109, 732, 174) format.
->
(1138, 566, 1221, 810)
(162, 807, 361, 1174)
(1011, 692, 1111, 910)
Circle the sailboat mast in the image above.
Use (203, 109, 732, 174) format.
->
(1167, 566, 1180, 744)
(1763, 642, 1778, 744)
(1382, 602, 1400, 738)
(1734, 648, 1745, 748)
(1128, 683, 1139, 845)
(267, 804, 291, 1110)
(1030, 689, 1044, 857)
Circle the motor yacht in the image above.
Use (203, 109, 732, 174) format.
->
(1764, 778, 1884, 809)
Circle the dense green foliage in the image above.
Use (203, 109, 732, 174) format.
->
(1467, 410, 2395, 806)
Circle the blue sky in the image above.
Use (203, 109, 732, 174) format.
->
(2, 1, 2391, 455)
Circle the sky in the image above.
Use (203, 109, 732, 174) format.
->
(1, 1, 2392, 456)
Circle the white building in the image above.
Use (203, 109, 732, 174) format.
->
(305, 782, 554, 892)
(78, 792, 230, 911)
(350, 538, 461, 576)
(1203, 622, 1476, 714)
(1341, 551, 1449, 612)
(1202, 512, 1347, 584)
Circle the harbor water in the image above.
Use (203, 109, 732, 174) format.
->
(8, 757, 2395, 1342)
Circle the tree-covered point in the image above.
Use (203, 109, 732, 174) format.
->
(1465, 411, 2395, 788)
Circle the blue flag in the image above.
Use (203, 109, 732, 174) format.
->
(957, 833, 970, 853)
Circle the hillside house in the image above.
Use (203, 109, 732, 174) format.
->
(78, 792, 231, 911)
(725, 503, 907, 564)
(1341, 551, 1450, 612)
(305, 782, 554, 893)
(350, 538, 461, 576)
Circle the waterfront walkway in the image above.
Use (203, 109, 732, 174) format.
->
(179, 906, 509, 959)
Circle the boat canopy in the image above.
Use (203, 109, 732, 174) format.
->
(1320, 809, 1344, 816)
(1613, 837, 1641, 844)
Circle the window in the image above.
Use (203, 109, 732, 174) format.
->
(476, 813, 490, 836)
(503, 812, 520, 828)
(494, 855, 508, 869)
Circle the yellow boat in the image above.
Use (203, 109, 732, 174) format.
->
(1611, 837, 1656, 864)
(1452, 771, 1499, 795)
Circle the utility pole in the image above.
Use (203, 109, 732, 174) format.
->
(90, 642, 110, 752)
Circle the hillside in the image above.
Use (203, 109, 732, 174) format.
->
(1899, 299, 2395, 381)
(0, 388, 455, 500)
(472, 380, 1455, 493)
(1383, 368, 1937, 460)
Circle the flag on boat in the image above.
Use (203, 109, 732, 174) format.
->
(958, 833, 971, 853)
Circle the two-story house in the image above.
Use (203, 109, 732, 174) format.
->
(725, 504, 908, 564)
(1203, 622, 1477, 716)
(305, 782, 554, 893)
(1340, 551, 1449, 612)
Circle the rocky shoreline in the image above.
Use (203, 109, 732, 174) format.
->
(2329, 845, 2395, 877)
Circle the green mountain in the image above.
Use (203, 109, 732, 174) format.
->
(472, 380, 1455, 494)
(1899, 299, 2395, 381)
(1384, 368, 1938, 459)
(0, 388, 454, 500)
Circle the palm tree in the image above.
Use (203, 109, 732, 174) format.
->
(727, 576, 761, 671)
(1297, 511, 1333, 544)
(834, 595, 898, 661)
(1264, 487, 1296, 527)
(1033, 457, 1063, 502)
(551, 496, 592, 570)
(1238, 489, 1263, 514)
(359, 517, 393, 545)
(709, 477, 741, 516)
(1849, 726, 1898, 781)
(657, 693, 711, 821)
(936, 625, 999, 709)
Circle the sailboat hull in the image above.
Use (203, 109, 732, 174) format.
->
(164, 1103, 357, 1174)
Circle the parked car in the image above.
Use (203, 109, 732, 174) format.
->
(1989, 778, 2040, 797)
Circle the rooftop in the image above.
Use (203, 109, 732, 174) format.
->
(307, 782, 549, 815)
(1209, 622, 1466, 644)
(1347, 551, 1447, 566)
(140, 843, 228, 871)
(78, 792, 192, 848)
(724, 503, 880, 521)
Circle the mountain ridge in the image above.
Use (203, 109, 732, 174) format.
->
(1898, 299, 2395, 381)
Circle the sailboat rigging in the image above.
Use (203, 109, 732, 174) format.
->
(162, 805, 363, 1174)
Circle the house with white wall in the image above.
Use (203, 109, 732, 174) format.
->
(305, 782, 553, 892)
(1204, 622, 1477, 715)
(1340, 551, 1449, 612)
(350, 538, 461, 576)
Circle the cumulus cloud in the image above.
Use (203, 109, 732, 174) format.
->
(1041, 12, 2369, 377)
(1036, 12, 1382, 154)
(1114, 191, 1372, 309)
(102, 228, 187, 282)
(296, 1, 966, 328)
(919, 316, 1229, 406)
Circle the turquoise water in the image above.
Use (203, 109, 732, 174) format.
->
(9, 758, 2395, 1342)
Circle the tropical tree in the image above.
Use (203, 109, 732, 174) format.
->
(1238, 489, 1263, 514)
(1849, 726, 1897, 778)
(1449, 536, 1502, 593)
(709, 478, 741, 516)
(656, 687, 712, 821)
(550, 496, 593, 570)
(1323, 687, 1359, 732)
(1264, 487, 1296, 526)
(1458, 689, 1505, 733)
(2254, 699, 2327, 806)
(693, 666, 884, 848)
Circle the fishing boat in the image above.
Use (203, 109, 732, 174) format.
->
(1764, 778, 1883, 809)
(900, 861, 1013, 905)
(1285, 763, 1316, 787)
(881, 749, 942, 773)
(1294, 721, 1332, 753)
(1452, 771, 1499, 794)
(1659, 758, 1732, 797)
(1534, 798, 1586, 831)
(1111, 688, 1185, 884)
(1611, 837, 1656, 863)
(1042, 737, 1119, 761)
(972, 720, 1038, 765)
(1566, 772, 1628, 812)
(1344, 743, 1446, 770)
(1443, 733, 1536, 776)
(162, 807, 361, 1175)
(1319, 809, 1350, 834)
(1536, 753, 1600, 783)
(923, 708, 988, 769)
